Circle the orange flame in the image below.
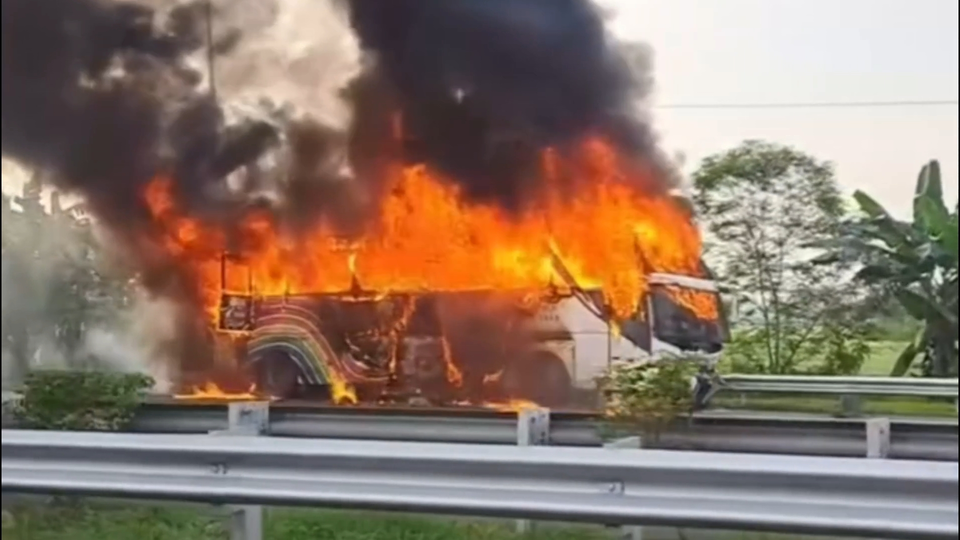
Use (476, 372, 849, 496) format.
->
(144, 138, 707, 323)
(173, 382, 262, 401)
(659, 284, 719, 320)
(484, 399, 541, 413)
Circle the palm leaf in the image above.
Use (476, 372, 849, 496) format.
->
(914, 161, 947, 221)
(854, 190, 891, 219)
(890, 327, 926, 376)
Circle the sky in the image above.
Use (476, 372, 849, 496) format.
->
(603, 0, 959, 218)
(2, 0, 958, 219)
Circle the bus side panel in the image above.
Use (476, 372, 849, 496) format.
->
(548, 297, 611, 388)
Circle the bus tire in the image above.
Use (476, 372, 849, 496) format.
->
(503, 352, 572, 408)
(254, 351, 301, 399)
(536, 352, 572, 408)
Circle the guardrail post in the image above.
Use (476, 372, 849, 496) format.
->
(515, 407, 550, 534)
(604, 437, 644, 540)
(210, 401, 269, 540)
(840, 395, 863, 417)
(865, 417, 891, 459)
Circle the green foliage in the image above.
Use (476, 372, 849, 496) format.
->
(853, 290, 923, 342)
(13, 370, 153, 431)
(599, 357, 700, 440)
(821, 160, 958, 377)
(692, 141, 869, 375)
(724, 326, 869, 375)
(812, 327, 872, 376)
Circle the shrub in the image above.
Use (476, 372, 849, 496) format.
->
(599, 356, 701, 441)
(13, 370, 153, 431)
(722, 326, 868, 376)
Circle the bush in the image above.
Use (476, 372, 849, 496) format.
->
(13, 370, 153, 431)
(723, 326, 869, 375)
(599, 356, 701, 441)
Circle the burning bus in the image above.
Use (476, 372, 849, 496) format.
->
(143, 132, 729, 409)
(213, 256, 727, 408)
(146, 146, 729, 409)
(2, 0, 731, 409)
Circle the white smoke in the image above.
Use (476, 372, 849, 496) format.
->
(210, 0, 361, 130)
(1, 157, 32, 198)
(1, 161, 173, 390)
(139, 0, 363, 208)
(82, 293, 177, 393)
(133, 0, 361, 128)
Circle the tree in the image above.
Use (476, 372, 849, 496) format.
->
(2, 179, 134, 381)
(42, 208, 132, 357)
(2, 191, 21, 256)
(850, 288, 923, 342)
(2, 190, 34, 381)
(692, 141, 868, 375)
(820, 161, 957, 377)
(2, 192, 10, 345)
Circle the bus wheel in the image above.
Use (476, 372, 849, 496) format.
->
(503, 352, 571, 408)
(534, 352, 572, 408)
(255, 352, 301, 399)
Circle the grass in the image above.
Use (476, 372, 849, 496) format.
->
(713, 341, 958, 418)
(0, 502, 819, 540)
(711, 393, 956, 417)
(2, 503, 612, 540)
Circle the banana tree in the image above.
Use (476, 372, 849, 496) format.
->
(822, 161, 957, 376)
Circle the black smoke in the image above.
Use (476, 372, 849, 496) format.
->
(0, 0, 287, 375)
(3, 0, 666, 233)
(1, 0, 278, 230)
(346, 0, 663, 210)
(2, 0, 671, 391)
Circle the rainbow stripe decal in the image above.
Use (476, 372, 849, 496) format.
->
(246, 301, 389, 386)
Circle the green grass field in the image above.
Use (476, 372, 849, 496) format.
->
(2, 503, 810, 540)
(4, 504, 608, 540)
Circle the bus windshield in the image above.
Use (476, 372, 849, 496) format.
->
(649, 284, 726, 354)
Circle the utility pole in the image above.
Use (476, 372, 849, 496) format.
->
(205, 0, 217, 101)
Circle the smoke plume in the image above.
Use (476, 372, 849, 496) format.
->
(3, 0, 206, 225)
(3, 0, 664, 250)
(346, 0, 663, 209)
(2, 0, 357, 228)
(83, 292, 180, 392)
(2, 0, 668, 385)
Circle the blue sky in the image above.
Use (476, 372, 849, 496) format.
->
(604, 0, 958, 218)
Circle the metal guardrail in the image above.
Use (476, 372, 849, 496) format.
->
(718, 375, 959, 398)
(2, 429, 957, 540)
(127, 401, 959, 460)
(133, 401, 600, 445)
(4, 389, 958, 459)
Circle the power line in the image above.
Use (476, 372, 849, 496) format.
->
(654, 99, 959, 110)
